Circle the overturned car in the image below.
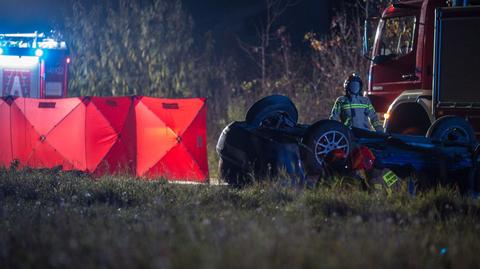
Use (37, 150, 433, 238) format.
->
(216, 95, 480, 193)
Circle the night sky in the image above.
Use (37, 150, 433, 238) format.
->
(0, 0, 64, 32)
(0, 0, 333, 43)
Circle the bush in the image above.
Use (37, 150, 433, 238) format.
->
(65, 0, 196, 97)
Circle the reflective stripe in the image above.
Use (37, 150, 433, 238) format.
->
(344, 117, 352, 126)
(335, 103, 342, 113)
(341, 104, 372, 110)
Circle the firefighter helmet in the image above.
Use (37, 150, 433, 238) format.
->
(344, 73, 363, 95)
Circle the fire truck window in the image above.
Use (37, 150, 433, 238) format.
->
(378, 16, 416, 58)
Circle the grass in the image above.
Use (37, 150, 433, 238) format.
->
(1, 168, 480, 269)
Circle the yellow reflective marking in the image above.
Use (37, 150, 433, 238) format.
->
(383, 170, 399, 187)
(341, 104, 370, 109)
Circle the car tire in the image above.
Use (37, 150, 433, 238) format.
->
(426, 115, 476, 144)
(245, 95, 298, 127)
(301, 120, 353, 174)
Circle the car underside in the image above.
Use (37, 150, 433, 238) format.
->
(216, 95, 480, 194)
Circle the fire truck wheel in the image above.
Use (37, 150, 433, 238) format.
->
(245, 95, 298, 127)
(426, 116, 476, 145)
(301, 120, 353, 175)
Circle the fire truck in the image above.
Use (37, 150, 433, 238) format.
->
(0, 32, 70, 98)
(364, 0, 480, 136)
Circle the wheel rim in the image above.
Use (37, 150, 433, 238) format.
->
(314, 130, 349, 165)
(439, 126, 469, 143)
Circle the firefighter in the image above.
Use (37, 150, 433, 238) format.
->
(329, 73, 383, 132)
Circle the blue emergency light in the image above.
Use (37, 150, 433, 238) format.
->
(35, 48, 44, 57)
(0, 32, 67, 58)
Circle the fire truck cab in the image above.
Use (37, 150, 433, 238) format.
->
(364, 0, 480, 135)
(0, 32, 70, 99)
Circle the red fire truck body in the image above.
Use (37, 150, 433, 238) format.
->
(365, 0, 480, 135)
(0, 33, 69, 99)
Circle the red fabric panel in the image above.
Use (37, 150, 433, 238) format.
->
(139, 97, 205, 136)
(26, 138, 75, 169)
(13, 98, 84, 169)
(90, 97, 132, 133)
(95, 139, 134, 175)
(146, 143, 207, 181)
(135, 99, 178, 176)
(0, 99, 12, 167)
(2, 96, 208, 181)
(46, 101, 86, 170)
(86, 97, 134, 173)
(114, 97, 138, 175)
(16, 98, 81, 136)
(89, 97, 137, 175)
(180, 103, 208, 179)
(136, 97, 208, 181)
(10, 98, 34, 166)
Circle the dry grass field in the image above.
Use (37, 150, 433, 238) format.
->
(1, 168, 480, 269)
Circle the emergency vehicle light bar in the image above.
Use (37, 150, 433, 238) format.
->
(1, 33, 45, 38)
(0, 32, 67, 50)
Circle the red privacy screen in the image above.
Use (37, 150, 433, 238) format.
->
(0, 96, 208, 182)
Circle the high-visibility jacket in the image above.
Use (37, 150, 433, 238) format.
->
(329, 95, 383, 131)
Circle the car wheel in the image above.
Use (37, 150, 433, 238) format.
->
(301, 120, 353, 174)
(245, 95, 298, 127)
